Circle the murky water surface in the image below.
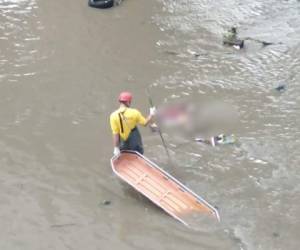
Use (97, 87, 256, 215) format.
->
(0, 0, 299, 249)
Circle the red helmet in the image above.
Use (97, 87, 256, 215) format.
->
(118, 91, 132, 102)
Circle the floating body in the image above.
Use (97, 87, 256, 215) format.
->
(157, 103, 192, 128)
(111, 151, 220, 227)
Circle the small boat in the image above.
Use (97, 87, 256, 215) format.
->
(88, 0, 114, 9)
(111, 151, 220, 227)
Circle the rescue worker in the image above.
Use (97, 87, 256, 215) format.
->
(110, 91, 156, 156)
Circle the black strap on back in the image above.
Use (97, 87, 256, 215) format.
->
(118, 113, 124, 134)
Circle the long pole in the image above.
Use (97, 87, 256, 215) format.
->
(145, 89, 171, 160)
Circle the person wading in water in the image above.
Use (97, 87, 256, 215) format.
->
(110, 91, 156, 156)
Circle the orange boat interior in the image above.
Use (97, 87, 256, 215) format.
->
(112, 152, 219, 226)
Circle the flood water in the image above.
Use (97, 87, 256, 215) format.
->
(0, 0, 299, 249)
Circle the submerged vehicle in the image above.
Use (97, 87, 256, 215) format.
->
(111, 151, 220, 227)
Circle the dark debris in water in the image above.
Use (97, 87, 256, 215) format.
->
(272, 232, 280, 238)
(100, 200, 111, 206)
(163, 50, 179, 56)
(274, 84, 286, 92)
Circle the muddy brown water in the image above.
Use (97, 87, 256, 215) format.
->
(0, 0, 299, 249)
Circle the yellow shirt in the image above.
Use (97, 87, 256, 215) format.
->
(110, 107, 147, 141)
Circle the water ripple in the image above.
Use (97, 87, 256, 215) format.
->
(153, 0, 300, 248)
(0, 0, 43, 84)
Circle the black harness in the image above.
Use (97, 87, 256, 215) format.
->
(118, 112, 124, 134)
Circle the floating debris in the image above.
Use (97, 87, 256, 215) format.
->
(187, 49, 201, 57)
(163, 50, 179, 56)
(195, 134, 237, 147)
(244, 37, 274, 47)
(274, 84, 286, 92)
(223, 27, 244, 49)
(101, 200, 111, 206)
